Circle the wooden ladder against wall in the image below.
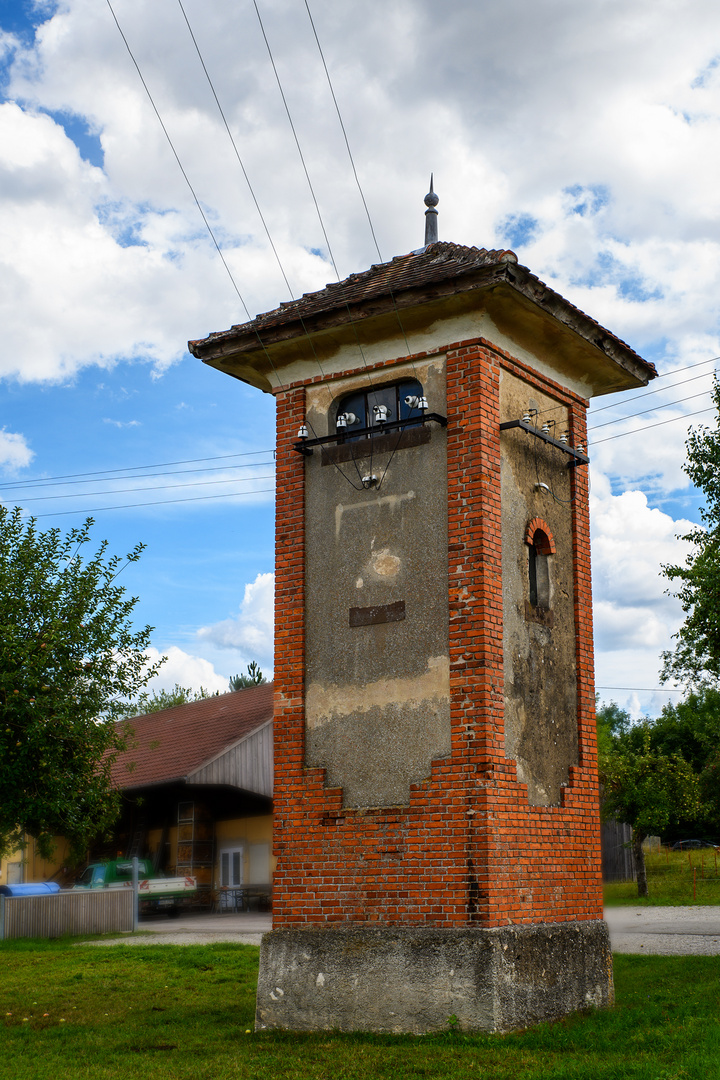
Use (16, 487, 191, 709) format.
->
(176, 801, 214, 906)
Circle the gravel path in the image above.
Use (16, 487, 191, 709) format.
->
(79, 911, 270, 947)
(605, 906, 720, 955)
(80, 908, 720, 954)
(82, 931, 265, 947)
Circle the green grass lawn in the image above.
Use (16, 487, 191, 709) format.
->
(1, 938, 719, 1079)
(604, 845, 720, 906)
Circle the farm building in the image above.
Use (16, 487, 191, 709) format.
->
(1, 684, 274, 907)
(104, 683, 274, 907)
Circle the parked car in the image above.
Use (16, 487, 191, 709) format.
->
(73, 859, 196, 916)
(671, 839, 719, 850)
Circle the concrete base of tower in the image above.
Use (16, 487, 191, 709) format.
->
(255, 920, 613, 1034)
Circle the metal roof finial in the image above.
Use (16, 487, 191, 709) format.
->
(424, 174, 439, 247)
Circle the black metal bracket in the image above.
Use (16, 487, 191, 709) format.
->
(499, 419, 589, 466)
(294, 412, 448, 456)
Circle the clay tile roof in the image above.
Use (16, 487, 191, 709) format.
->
(109, 683, 274, 790)
(190, 241, 517, 349)
(189, 240, 655, 377)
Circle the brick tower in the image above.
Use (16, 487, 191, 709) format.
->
(190, 187, 655, 1033)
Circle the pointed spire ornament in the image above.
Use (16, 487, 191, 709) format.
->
(424, 174, 439, 246)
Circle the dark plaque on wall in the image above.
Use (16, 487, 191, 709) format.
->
(349, 600, 406, 627)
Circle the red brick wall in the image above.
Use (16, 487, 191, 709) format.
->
(271, 339, 603, 928)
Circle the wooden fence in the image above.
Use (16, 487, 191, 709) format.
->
(0, 889, 134, 940)
(601, 819, 636, 882)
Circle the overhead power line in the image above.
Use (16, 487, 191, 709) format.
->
(34, 486, 275, 519)
(2, 459, 275, 493)
(590, 404, 716, 446)
(596, 686, 682, 693)
(107, 0, 296, 398)
(251, 0, 339, 280)
(12, 473, 276, 505)
(1, 450, 274, 489)
(588, 388, 714, 432)
(302, 0, 381, 263)
(540, 353, 720, 419)
(652, 353, 720, 380)
(175, 0, 294, 300)
(589, 359, 719, 417)
(301, 0, 415, 367)
(105, 0, 254, 321)
(171, 0, 377, 491)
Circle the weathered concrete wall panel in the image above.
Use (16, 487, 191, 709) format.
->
(304, 358, 450, 808)
(500, 369, 579, 805)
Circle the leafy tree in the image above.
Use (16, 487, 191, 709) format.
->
(595, 699, 703, 894)
(595, 699, 632, 757)
(127, 683, 217, 716)
(645, 687, 720, 839)
(662, 376, 720, 688)
(229, 661, 266, 691)
(598, 690, 720, 860)
(0, 509, 161, 861)
(598, 722, 701, 897)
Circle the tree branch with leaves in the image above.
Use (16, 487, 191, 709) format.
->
(662, 375, 720, 689)
(598, 728, 701, 897)
(0, 509, 162, 861)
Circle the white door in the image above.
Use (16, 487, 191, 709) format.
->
(220, 848, 243, 888)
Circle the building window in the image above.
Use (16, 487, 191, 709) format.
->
(529, 530, 551, 608)
(335, 378, 424, 437)
(524, 518, 556, 625)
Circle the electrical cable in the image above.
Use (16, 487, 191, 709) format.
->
(517, 366, 718, 451)
(253, 0, 421, 488)
(589, 365, 718, 418)
(1, 459, 276, 491)
(0, 451, 276, 490)
(105, 0, 255, 322)
(176, 0, 293, 300)
(109, 0, 430, 494)
(374, 402, 425, 489)
(33, 487, 275, 519)
(596, 686, 682, 693)
(650, 353, 720, 380)
(589, 388, 714, 432)
(537, 354, 720, 419)
(302, 0, 418, 369)
(303, 0, 381, 265)
(526, 415, 575, 506)
(105, 0, 301, 406)
(173, 0, 373, 491)
(252, 0, 339, 277)
(590, 404, 716, 446)
(10, 473, 276, 505)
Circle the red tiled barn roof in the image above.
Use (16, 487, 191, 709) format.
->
(110, 683, 274, 790)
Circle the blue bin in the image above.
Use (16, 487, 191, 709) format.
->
(0, 882, 61, 897)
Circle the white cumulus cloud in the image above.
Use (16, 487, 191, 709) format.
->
(0, 428, 33, 470)
(142, 645, 229, 697)
(198, 571, 274, 667)
(590, 475, 694, 715)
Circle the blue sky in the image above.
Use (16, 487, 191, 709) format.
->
(2, 0, 720, 710)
